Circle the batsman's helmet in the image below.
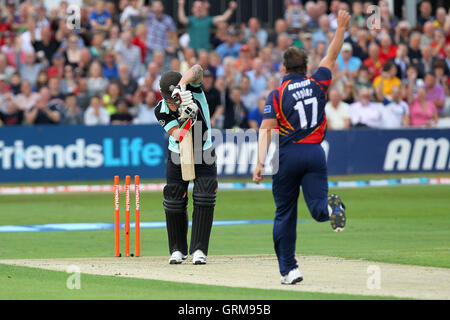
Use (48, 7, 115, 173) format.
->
(159, 71, 182, 102)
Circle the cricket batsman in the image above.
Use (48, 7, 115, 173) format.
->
(154, 65, 217, 265)
(253, 11, 350, 284)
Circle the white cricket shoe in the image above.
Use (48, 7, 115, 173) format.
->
(280, 268, 303, 285)
(192, 249, 207, 265)
(169, 251, 187, 264)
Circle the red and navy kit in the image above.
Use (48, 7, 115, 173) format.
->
(264, 67, 332, 276)
(263, 67, 332, 147)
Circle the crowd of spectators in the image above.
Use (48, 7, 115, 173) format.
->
(0, 0, 449, 130)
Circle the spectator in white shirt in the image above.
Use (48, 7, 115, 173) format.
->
(120, 0, 141, 28)
(350, 88, 383, 128)
(325, 89, 350, 130)
(379, 86, 410, 129)
(240, 75, 258, 110)
(134, 91, 159, 125)
(84, 96, 110, 126)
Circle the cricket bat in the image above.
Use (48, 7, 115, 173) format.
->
(179, 118, 195, 181)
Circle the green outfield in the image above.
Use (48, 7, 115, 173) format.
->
(0, 175, 449, 299)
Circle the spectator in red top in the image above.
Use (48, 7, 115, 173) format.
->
(0, 7, 12, 47)
(47, 53, 65, 79)
(431, 29, 447, 59)
(132, 23, 147, 63)
(379, 33, 397, 61)
(364, 43, 386, 80)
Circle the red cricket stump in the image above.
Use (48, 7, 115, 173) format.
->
(124, 176, 131, 257)
(135, 175, 140, 257)
(114, 176, 120, 257)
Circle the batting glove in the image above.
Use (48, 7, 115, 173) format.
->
(178, 102, 199, 122)
(171, 85, 193, 107)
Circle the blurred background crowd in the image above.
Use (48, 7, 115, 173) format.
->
(0, 0, 449, 130)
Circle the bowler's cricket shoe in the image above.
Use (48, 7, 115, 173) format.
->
(328, 194, 346, 232)
(280, 268, 303, 285)
(192, 250, 207, 265)
(169, 251, 188, 264)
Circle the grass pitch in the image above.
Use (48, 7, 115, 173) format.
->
(0, 177, 449, 299)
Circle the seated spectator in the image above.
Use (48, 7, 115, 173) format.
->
(223, 87, 249, 129)
(240, 75, 258, 110)
(408, 32, 422, 65)
(216, 29, 241, 60)
(132, 23, 148, 63)
(63, 34, 83, 68)
(248, 95, 266, 130)
(353, 28, 369, 61)
(418, 1, 434, 26)
(433, 60, 449, 97)
(246, 58, 268, 97)
(145, 0, 177, 55)
(75, 48, 92, 78)
(75, 78, 91, 111)
(139, 62, 161, 92)
(390, 43, 409, 80)
(373, 62, 401, 99)
(395, 21, 411, 45)
(379, 86, 410, 129)
(89, 0, 112, 32)
(409, 86, 438, 127)
(118, 64, 138, 107)
(35, 71, 49, 91)
(102, 51, 119, 80)
(48, 77, 66, 108)
(116, 30, 141, 79)
(211, 76, 228, 129)
(17, 51, 47, 87)
(325, 89, 350, 130)
(61, 65, 77, 95)
(424, 72, 446, 116)
(110, 99, 133, 125)
(13, 80, 40, 111)
(202, 70, 222, 127)
(420, 21, 434, 47)
(433, 7, 447, 29)
(134, 91, 158, 125)
(211, 21, 228, 49)
(379, 33, 397, 62)
(25, 88, 62, 125)
(336, 42, 361, 75)
(0, 98, 23, 126)
(30, 25, 63, 63)
(312, 15, 330, 49)
(417, 46, 437, 78)
(217, 56, 241, 88)
(9, 72, 21, 95)
(244, 17, 268, 47)
(62, 93, 83, 125)
(349, 88, 382, 128)
(47, 52, 65, 79)
(363, 43, 386, 80)
(103, 81, 123, 115)
(90, 31, 106, 59)
(0, 53, 15, 81)
(120, 0, 141, 28)
(87, 61, 109, 97)
(430, 29, 446, 60)
(234, 45, 254, 74)
(84, 96, 110, 126)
